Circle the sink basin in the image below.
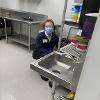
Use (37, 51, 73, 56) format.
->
(31, 52, 75, 88)
(38, 52, 73, 73)
(30, 51, 83, 91)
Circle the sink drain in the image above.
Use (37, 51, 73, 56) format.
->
(52, 69, 61, 74)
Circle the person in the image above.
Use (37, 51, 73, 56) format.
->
(32, 19, 59, 60)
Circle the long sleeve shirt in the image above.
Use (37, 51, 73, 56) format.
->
(34, 31, 59, 54)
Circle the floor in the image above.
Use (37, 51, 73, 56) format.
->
(0, 39, 68, 100)
(0, 39, 52, 100)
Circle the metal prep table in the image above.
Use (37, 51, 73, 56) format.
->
(0, 7, 47, 52)
(30, 43, 86, 100)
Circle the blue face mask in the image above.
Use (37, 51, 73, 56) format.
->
(45, 27, 54, 35)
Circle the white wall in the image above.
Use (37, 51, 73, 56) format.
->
(0, 0, 76, 38)
(0, 0, 74, 24)
(0, 0, 81, 24)
(74, 11, 100, 100)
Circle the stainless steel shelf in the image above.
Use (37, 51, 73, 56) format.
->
(64, 19, 79, 27)
(0, 7, 47, 52)
(8, 34, 35, 46)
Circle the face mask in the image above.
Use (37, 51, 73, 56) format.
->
(45, 27, 54, 35)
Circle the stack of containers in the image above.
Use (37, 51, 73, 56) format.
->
(71, 3, 82, 22)
(71, 35, 89, 52)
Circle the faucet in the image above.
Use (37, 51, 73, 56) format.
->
(60, 51, 79, 62)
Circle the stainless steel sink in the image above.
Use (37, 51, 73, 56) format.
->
(38, 52, 73, 73)
(30, 51, 83, 91)
(30, 52, 74, 87)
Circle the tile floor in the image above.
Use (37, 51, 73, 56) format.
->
(0, 39, 51, 100)
(0, 39, 68, 100)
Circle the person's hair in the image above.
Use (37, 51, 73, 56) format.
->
(43, 19, 56, 32)
(43, 19, 55, 27)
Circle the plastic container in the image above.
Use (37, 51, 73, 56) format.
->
(71, 3, 82, 21)
(76, 43, 88, 52)
(71, 39, 78, 45)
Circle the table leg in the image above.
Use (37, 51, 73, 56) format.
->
(51, 81, 56, 100)
(28, 24, 31, 52)
(19, 22, 22, 38)
(4, 19, 8, 43)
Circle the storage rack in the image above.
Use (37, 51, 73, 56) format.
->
(58, 0, 79, 51)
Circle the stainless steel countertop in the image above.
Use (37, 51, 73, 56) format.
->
(0, 7, 47, 24)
